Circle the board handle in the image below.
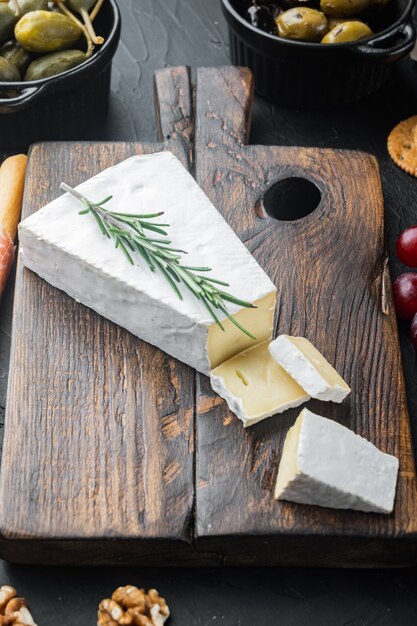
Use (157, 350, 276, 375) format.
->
(196, 66, 254, 150)
(154, 66, 194, 170)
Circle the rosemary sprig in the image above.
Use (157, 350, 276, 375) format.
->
(60, 183, 257, 339)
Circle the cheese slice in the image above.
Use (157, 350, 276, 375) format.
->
(18, 151, 277, 375)
(210, 341, 310, 427)
(269, 335, 350, 402)
(275, 408, 399, 514)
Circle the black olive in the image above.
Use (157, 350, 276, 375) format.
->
(245, 5, 278, 34)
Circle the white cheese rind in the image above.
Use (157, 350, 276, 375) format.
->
(269, 335, 350, 403)
(210, 341, 310, 427)
(210, 373, 247, 423)
(18, 151, 276, 375)
(275, 408, 399, 514)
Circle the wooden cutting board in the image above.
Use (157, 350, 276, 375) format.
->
(1, 66, 417, 567)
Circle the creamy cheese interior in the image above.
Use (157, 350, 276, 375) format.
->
(287, 336, 349, 390)
(275, 415, 302, 499)
(207, 292, 276, 370)
(211, 341, 308, 421)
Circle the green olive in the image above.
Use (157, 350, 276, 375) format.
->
(320, 0, 373, 17)
(321, 20, 373, 41)
(328, 16, 350, 27)
(67, 0, 96, 11)
(17, 0, 48, 14)
(15, 10, 82, 53)
(0, 39, 31, 71)
(24, 48, 86, 80)
(0, 55, 20, 81)
(0, 3, 18, 43)
(277, 7, 328, 41)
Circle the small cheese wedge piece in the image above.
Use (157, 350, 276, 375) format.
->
(275, 408, 399, 514)
(210, 341, 310, 427)
(18, 151, 277, 375)
(269, 335, 350, 403)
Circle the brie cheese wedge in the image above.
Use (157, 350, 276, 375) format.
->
(275, 408, 399, 514)
(269, 335, 350, 402)
(18, 151, 277, 375)
(210, 341, 310, 427)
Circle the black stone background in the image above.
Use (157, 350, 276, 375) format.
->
(2, 0, 417, 623)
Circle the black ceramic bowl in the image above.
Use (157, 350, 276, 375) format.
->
(0, 0, 121, 150)
(222, 0, 416, 106)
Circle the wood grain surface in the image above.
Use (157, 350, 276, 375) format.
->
(154, 66, 194, 169)
(0, 68, 205, 565)
(1, 65, 417, 566)
(194, 67, 417, 566)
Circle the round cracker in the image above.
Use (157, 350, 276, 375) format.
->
(388, 115, 417, 177)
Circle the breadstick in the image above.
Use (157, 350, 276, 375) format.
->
(0, 154, 27, 298)
(0, 154, 27, 239)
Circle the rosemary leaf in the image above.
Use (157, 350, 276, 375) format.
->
(154, 248, 182, 261)
(135, 238, 161, 253)
(140, 223, 169, 235)
(219, 305, 257, 340)
(201, 297, 225, 331)
(108, 227, 131, 237)
(117, 236, 134, 265)
(175, 266, 204, 295)
(96, 195, 113, 206)
(197, 275, 230, 287)
(128, 222, 145, 237)
(123, 236, 136, 252)
(134, 241, 155, 271)
(166, 266, 181, 282)
(154, 257, 183, 300)
(92, 209, 110, 238)
(219, 291, 257, 309)
(139, 236, 173, 245)
(110, 211, 165, 219)
(203, 284, 218, 293)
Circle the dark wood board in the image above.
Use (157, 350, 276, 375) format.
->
(192, 67, 417, 566)
(1, 65, 417, 566)
(0, 67, 216, 566)
(2, 0, 417, 620)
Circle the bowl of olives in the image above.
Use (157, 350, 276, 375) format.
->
(222, 0, 415, 106)
(0, 0, 120, 149)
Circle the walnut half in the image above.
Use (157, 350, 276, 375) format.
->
(98, 586, 170, 626)
(0, 587, 37, 626)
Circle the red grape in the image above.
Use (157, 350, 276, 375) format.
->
(411, 314, 417, 349)
(396, 226, 417, 267)
(393, 273, 417, 320)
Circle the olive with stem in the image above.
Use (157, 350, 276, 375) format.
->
(67, 0, 103, 45)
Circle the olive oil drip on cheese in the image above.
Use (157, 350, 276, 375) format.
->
(60, 183, 257, 339)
